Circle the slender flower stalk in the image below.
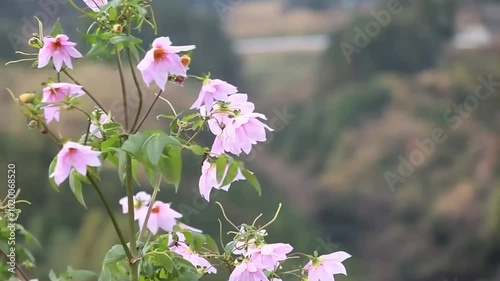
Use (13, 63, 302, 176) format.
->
(116, 50, 129, 130)
(137, 175, 162, 242)
(133, 90, 163, 134)
(125, 154, 139, 281)
(88, 176, 133, 260)
(61, 69, 107, 113)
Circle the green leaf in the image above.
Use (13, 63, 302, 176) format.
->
(153, 253, 174, 272)
(190, 231, 206, 252)
(182, 113, 200, 122)
(221, 160, 240, 187)
(67, 266, 98, 280)
(145, 134, 167, 166)
(215, 156, 227, 184)
(102, 122, 122, 135)
(242, 169, 262, 196)
(203, 234, 219, 253)
(110, 35, 142, 45)
(104, 244, 127, 264)
(51, 18, 63, 37)
(128, 42, 140, 62)
(108, 7, 117, 21)
(48, 270, 58, 281)
(189, 145, 205, 156)
(48, 157, 59, 192)
(117, 149, 127, 183)
(86, 41, 109, 59)
(159, 145, 182, 191)
(122, 133, 148, 156)
(100, 135, 120, 152)
(69, 172, 86, 208)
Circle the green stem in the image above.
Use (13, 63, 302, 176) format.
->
(116, 49, 129, 130)
(125, 154, 139, 281)
(127, 48, 143, 133)
(88, 176, 132, 260)
(138, 175, 162, 242)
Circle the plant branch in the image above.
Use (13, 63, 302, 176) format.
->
(133, 90, 163, 133)
(138, 175, 162, 242)
(88, 176, 133, 260)
(61, 69, 107, 113)
(0, 249, 30, 281)
(116, 49, 129, 130)
(127, 49, 143, 133)
(125, 154, 139, 281)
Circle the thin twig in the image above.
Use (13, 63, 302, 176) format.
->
(138, 175, 162, 242)
(88, 176, 133, 260)
(1, 248, 30, 281)
(61, 69, 107, 113)
(127, 49, 143, 133)
(116, 50, 129, 130)
(133, 90, 163, 133)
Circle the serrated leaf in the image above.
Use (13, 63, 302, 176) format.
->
(242, 169, 262, 196)
(104, 244, 126, 264)
(153, 253, 174, 272)
(145, 134, 166, 166)
(203, 234, 219, 253)
(221, 160, 240, 187)
(69, 172, 86, 208)
(215, 156, 227, 184)
(122, 133, 148, 156)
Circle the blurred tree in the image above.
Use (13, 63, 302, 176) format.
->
(317, 0, 457, 92)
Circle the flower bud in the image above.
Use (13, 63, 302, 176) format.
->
(19, 93, 35, 104)
(180, 55, 191, 67)
(113, 24, 123, 34)
(28, 37, 42, 48)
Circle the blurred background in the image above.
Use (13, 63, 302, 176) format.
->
(1, 0, 500, 280)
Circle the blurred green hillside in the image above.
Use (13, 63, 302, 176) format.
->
(1, 0, 500, 281)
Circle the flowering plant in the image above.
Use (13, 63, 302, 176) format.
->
(2, 0, 350, 280)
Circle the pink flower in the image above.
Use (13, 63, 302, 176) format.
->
(203, 94, 272, 155)
(136, 201, 182, 235)
(170, 242, 217, 274)
(229, 260, 269, 281)
(38, 34, 82, 72)
(198, 159, 245, 201)
(209, 113, 272, 155)
(50, 142, 101, 185)
(42, 82, 84, 123)
(119, 191, 151, 214)
(304, 251, 351, 281)
(89, 113, 110, 138)
(83, 0, 108, 11)
(247, 243, 293, 270)
(191, 79, 238, 110)
(137, 37, 195, 91)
